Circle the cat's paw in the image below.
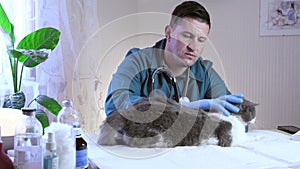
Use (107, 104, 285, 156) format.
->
(201, 137, 218, 145)
(218, 139, 232, 147)
(97, 123, 119, 145)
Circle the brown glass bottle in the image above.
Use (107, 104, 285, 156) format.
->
(75, 128, 88, 169)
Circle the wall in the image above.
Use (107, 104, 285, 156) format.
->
(200, 0, 300, 130)
(96, 0, 300, 130)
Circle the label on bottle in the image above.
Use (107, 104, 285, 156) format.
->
(76, 149, 88, 167)
(44, 156, 59, 169)
(14, 150, 30, 168)
(15, 147, 43, 169)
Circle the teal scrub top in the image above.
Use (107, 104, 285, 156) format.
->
(105, 39, 230, 116)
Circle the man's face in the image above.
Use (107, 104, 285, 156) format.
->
(165, 17, 210, 67)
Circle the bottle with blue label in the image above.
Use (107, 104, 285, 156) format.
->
(57, 100, 88, 168)
(74, 128, 88, 169)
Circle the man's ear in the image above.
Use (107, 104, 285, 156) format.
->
(165, 25, 171, 40)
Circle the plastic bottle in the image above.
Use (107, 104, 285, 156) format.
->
(0, 126, 15, 169)
(44, 132, 59, 169)
(14, 108, 43, 169)
(57, 100, 88, 168)
(57, 100, 80, 127)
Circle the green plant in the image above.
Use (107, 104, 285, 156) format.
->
(0, 3, 62, 129)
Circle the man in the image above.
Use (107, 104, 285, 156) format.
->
(105, 1, 243, 117)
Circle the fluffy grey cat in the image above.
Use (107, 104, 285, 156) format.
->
(98, 97, 257, 148)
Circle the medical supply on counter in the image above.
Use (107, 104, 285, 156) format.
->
(45, 122, 76, 169)
(57, 100, 87, 168)
(44, 132, 59, 169)
(0, 126, 14, 169)
(74, 128, 88, 169)
(57, 100, 80, 128)
(14, 108, 43, 169)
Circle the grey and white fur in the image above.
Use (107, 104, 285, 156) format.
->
(97, 97, 257, 148)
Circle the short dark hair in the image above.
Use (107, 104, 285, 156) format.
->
(170, 1, 211, 29)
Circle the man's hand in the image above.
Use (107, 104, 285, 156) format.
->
(180, 94, 244, 116)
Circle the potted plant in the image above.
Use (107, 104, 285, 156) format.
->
(0, 3, 62, 130)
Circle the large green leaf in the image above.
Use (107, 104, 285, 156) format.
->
(16, 27, 60, 50)
(35, 109, 50, 132)
(23, 55, 47, 67)
(0, 3, 15, 43)
(34, 95, 62, 116)
(20, 49, 50, 67)
(7, 49, 28, 60)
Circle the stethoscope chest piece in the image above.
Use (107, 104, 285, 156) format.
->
(179, 96, 190, 103)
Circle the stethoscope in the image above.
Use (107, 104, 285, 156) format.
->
(151, 66, 190, 103)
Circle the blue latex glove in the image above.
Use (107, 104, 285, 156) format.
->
(180, 94, 244, 116)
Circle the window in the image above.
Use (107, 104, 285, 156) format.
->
(0, 0, 36, 88)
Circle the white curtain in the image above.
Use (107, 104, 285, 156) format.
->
(0, 0, 38, 104)
(1, 0, 106, 135)
(34, 0, 101, 133)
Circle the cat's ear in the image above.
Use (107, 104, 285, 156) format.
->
(243, 99, 259, 107)
(247, 101, 259, 107)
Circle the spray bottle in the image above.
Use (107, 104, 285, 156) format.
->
(44, 132, 59, 169)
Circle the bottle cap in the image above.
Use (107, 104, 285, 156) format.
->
(21, 107, 36, 116)
(46, 132, 56, 151)
(62, 100, 73, 107)
(73, 127, 82, 136)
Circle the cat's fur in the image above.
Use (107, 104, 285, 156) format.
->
(97, 97, 257, 148)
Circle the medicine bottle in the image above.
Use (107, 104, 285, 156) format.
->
(44, 132, 59, 169)
(57, 100, 88, 168)
(57, 100, 80, 127)
(14, 108, 43, 169)
(74, 128, 88, 169)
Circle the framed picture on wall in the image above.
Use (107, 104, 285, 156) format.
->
(260, 0, 300, 36)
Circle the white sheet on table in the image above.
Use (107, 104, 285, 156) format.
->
(89, 145, 288, 169)
(241, 130, 300, 167)
(87, 130, 300, 169)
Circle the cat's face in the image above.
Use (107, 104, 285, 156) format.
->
(232, 99, 258, 124)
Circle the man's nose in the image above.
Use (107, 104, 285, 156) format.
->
(187, 39, 198, 51)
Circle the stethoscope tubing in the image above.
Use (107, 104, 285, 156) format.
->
(151, 67, 180, 102)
